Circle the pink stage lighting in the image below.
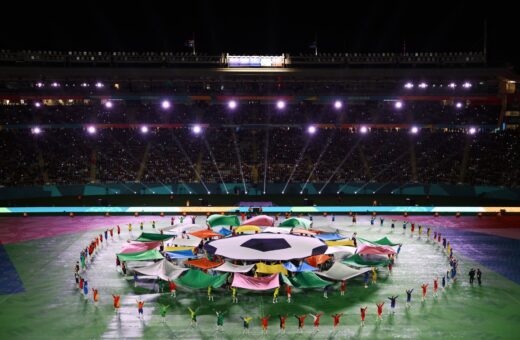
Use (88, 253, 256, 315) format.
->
(105, 101, 113, 109)
(140, 125, 149, 134)
(31, 127, 42, 135)
(34, 102, 42, 108)
(360, 126, 368, 134)
(448, 82, 457, 89)
(455, 102, 463, 109)
(95, 82, 104, 88)
(462, 82, 472, 89)
(418, 82, 428, 89)
(410, 126, 419, 134)
(404, 82, 414, 89)
(276, 100, 286, 109)
(334, 100, 343, 109)
(468, 127, 477, 135)
(307, 125, 317, 134)
(395, 101, 403, 109)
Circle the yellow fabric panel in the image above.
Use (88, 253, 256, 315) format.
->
(164, 246, 194, 252)
(235, 225, 261, 233)
(255, 262, 288, 275)
(325, 239, 355, 247)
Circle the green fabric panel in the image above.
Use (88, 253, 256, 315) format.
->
(176, 269, 229, 289)
(358, 237, 399, 246)
(207, 215, 240, 227)
(285, 272, 330, 288)
(135, 233, 173, 242)
(116, 249, 164, 261)
(279, 217, 312, 228)
(341, 254, 390, 268)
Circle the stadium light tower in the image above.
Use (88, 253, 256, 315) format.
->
(140, 125, 149, 134)
(468, 127, 477, 135)
(192, 125, 202, 134)
(95, 82, 104, 88)
(34, 102, 42, 108)
(105, 101, 113, 109)
(395, 101, 403, 109)
(228, 100, 237, 110)
(448, 82, 457, 89)
(161, 100, 171, 109)
(418, 82, 428, 89)
(462, 82, 472, 89)
(455, 102, 463, 109)
(307, 125, 317, 134)
(334, 100, 343, 109)
(276, 100, 286, 110)
(410, 126, 419, 134)
(31, 127, 42, 135)
(360, 126, 368, 134)
(404, 82, 414, 89)
(87, 125, 96, 134)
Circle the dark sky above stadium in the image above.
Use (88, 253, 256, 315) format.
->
(0, 1, 517, 66)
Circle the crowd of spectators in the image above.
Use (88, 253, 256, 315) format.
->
(1, 127, 518, 188)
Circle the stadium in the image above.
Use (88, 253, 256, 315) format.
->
(1, 2, 519, 339)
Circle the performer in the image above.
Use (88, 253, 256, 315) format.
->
(406, 289, 413, 308)
(376, 302, 385, 320)
(286, 284, 292, 303)
(160, 304, 169, 323)
(278, 314, 288, 334)
(295, 314, 307, 334)
(169, 280, 177, 298)
(421, 283, 429, 301)
(215, 310, 224, 331)
(112, 294, 121, 314)
(433, 278, 439, 297)
(340, 280, 346, 296)
(388, 295, 398, 313)
(240, 316, 253, 334)
(360, 306, 368, 326)
(188, 307, 198, 327)
(136, 299, 145, 320)
(273, 287, 279, 303)
(207, 285, 214, 302)
(260, 315, 270, 334)
(232, 287, 238, 303)
(331, 313, 344, 332)
(92, 288, 99, 305)
(310, 312, 323, 333)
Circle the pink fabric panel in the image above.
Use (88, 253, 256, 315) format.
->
(232, 273, 280, 290)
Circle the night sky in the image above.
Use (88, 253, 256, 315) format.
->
(0, 1, 516, 66)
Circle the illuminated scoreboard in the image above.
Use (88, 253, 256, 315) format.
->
(227, 54, 285, 67)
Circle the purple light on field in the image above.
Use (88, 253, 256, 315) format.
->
(228, 100, 237, 109)
(395, 101, 403, 109)
(276, 100, 286, 109)
(161, 100, 171, 109)
(31, 127, 42, 135)
(334, 100, 343, 109)
(140, 125, 149, 133)
(87, 126, 96, 134)
(307, 125, 317, 134)
(360, 126, 368, 134)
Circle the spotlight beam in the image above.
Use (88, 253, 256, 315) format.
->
(231, 130, 247, 194)
(170, 130, 210, 193)
(107, 133, 171, 193)
(301, 131, 335, 193)
(281, 136, 311, 194)
(263, 128, 270, 194)
(203, 137, 228, 194)
(319, 137, 362, 193)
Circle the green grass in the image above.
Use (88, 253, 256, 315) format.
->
(1, 218, 520, 339)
